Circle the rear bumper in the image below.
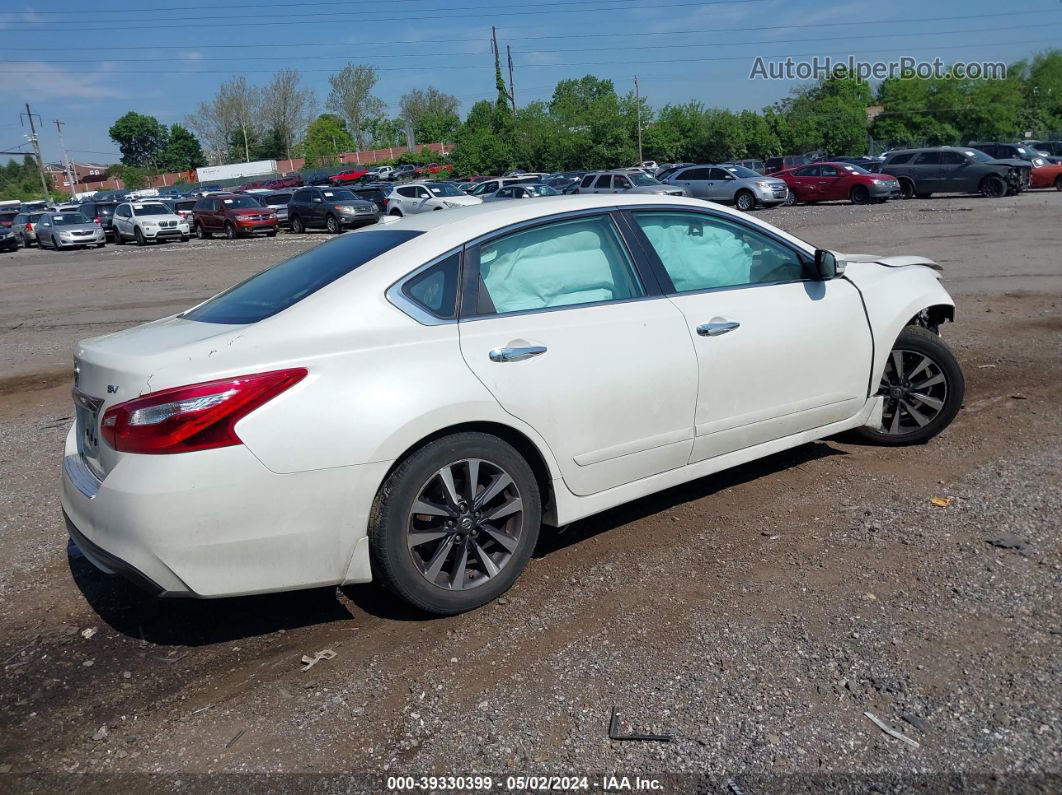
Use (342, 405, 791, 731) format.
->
(59, 427, 389, 598)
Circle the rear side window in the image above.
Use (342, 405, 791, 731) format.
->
(183, 230, 423, 324)
(594, 175, 613, 189)
(580, 174, 596, 188)
(888, 153, 913, 164)
(402, 253, 461, 320)
(475, 216, 644, 315)
(913, 152, 940, 165)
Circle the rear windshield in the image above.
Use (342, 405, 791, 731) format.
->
(183, 229, 423, 324)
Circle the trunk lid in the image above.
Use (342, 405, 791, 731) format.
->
(73, 316, 250, 478)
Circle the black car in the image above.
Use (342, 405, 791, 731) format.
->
(969, 142, 1054, 167)
(881, 146, 1030, 198)
(77, 200, 120, 240)
(346, 183, 393, 213)
(286, 186, 379, 234)
(0, 226, 17, 251)
(391, 164, 418, 181)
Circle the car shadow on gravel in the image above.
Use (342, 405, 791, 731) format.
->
(68, 556, 356, 646)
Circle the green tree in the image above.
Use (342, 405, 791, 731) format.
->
(159, 124, 206, 171)
(326, 63, 385, 149)
(400, 87, 461, 143)
(302, 113, 355, 167)
(109, 112, 168, 167)
(549, 75, 636, 169)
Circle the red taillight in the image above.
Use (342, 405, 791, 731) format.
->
(382, 198, 389, 206)
(25, 223, 33, 232)
(94, 216, 101, 225)
(100, 368, 306, 454)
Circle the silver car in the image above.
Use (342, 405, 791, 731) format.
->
(262, 191, 295, 227)
(35, 211, 106, 249)
(663, 164, 788, 210)
(576, 170, 685, 196)
(481, 183, 561, 201)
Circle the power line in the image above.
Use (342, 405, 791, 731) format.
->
(0, 0, 767, 30)
(5, 8, 1056, 50)
(0, 0, 643, 12)
(1, 37, 1052, 75)
(8, 21, 1058, 64)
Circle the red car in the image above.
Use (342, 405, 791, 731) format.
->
(329, 169, 369, 185)
(262, 175, 304, 190)
(1029, 162, 1062, 190)
(777, 161, 900, 205)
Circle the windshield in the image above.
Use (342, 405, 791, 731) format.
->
(629, 173, 661, 186)
(965, 149, 993, 163)
(527, 185, 560, 196)
(427, 183, 464, 197)
(321, 189, 355, 201)
(724, 166, 761, 179)
(52, 214, 88, 226)
(841, 164, 871, 174)
(183, 230, 423, 324)
(133, 203, 169, 215)
(220, 196, 262, 209)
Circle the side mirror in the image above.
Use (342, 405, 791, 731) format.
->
(814, 249, 846, 279)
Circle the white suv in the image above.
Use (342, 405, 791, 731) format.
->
(385, 181, 482, 216)
(112, 201, 190, 245)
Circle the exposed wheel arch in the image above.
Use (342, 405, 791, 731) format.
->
(376, 420, 557, 526)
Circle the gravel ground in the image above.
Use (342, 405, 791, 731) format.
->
(0, 192, 1059, 793)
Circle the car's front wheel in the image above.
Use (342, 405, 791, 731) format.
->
(856, 325, 965, 446)
(734, 190, 756, 211)
(369, 432, 541, 615)
(898, 178, 915, 200)
(134, 227, 147, 246)
(784, 189, 798, 206)
(850, 185, 870, 204)
(325, 214, 340, 234)
(290, 215, 305, 234)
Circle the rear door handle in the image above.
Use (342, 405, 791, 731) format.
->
(697, 321, 740, 337)
(489, 345, 548, 362)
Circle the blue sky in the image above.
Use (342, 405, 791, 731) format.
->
(1, 0, 1059, 163)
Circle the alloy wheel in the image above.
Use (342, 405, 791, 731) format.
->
(878, 348, 948, 436)
(406, 458, 524, 591)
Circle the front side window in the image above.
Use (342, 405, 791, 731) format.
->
(939, 152, 966, 165)
(633, 211, 805, 293)
(679, 168, 710, 180)
(397, 186, 418, 198)
(476, 215, 644, 315)
(579, 174, 596, 188)
(818, 166, 839, 177)
(913, 152, 940, 165)
(594, 175, 613, 189)
(183, 230, 423, 324)
(888, 153, 914, 164)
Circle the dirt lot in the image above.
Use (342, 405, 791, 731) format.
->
(0, 192, 1059, 791)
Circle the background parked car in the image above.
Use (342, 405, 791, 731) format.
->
(0, 208, 19, 230)
(76, 200, 120, 241)
(365, 165, 396, 181)
(391, 164, 419, 181)
(0, 226, 17, 251)
(576, 170, 685, 197)
(385, 181, 482, 215)
(970, 142, 1052, 167)
(112, 201, 190, 245)
(192, 193, 278, 239)
(1029, 161, 1062, 190)
(34, 212, 105, 249)
(261, 191, 295, 227)
(776, 162, 899, 205)
(726, 159, 766, 174)
(763, 155, 810, 174)
(287, 186, 379, 233)
(1028, 140, 1062, 159)
(10, 211, 45, 247)
(660, 165, 783, 209)
(159, 197, 197, 223)
(347, 183, 393, 213)
(881, 147, 1029, 198)
(482, 183, 561, 201)
(468, 176, 541, 199)
(329, 169, 369, 185)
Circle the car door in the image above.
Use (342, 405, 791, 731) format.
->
(707, 168, 735, 201)
(588, 174, 611, 194)
(937, 151, 970, 192)
(911, 151, 941, 191)
(457, 212, 698, 496)
(670, 167, 704, 198)
(789, 166, 819, 199)
(623, 208, 872, 463)
(815, 165, 844, 200)
(113, 203, 130, 237)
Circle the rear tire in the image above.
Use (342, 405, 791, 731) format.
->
(388, 208, 403, 217)
(369, 432, 541, 615)
(734, 190, 755, 212)
(850, 185, 870, 205)
(1055, 175, 1062, 191)
(196, 223, 211, 239)
(915, 192, 932, 199)
(856, 325, 965, 446)
(979, 175, 1006, 198)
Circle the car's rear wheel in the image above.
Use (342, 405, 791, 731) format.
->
(850, 185, 870, 205)
(134, 227, 146, 246)
(196, 223, 211, 239)
(784, 189, 798, 206)
(1054, 175, 1062, 191)
(898, 178, 915, 199)
(369, 432, 541, 615)
(979, 175, 1006, 198)
(389, 208, 403, 217)
(734, 190, 755, 211)
(290, 215, 305, 234)
(225, 222, 238, 239)
(113, 229, 124, 245)
(856, 325, 965, 446)
(325, 214, 340, 234)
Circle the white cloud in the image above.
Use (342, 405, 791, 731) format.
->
(0, 61, 125, 99)
(178, 51, 205, 62)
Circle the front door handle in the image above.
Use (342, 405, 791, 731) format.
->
(489, 345, 548, 362)
(697, 321, 740, 337)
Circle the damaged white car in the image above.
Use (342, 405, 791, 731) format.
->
(62, 195, 964, 614)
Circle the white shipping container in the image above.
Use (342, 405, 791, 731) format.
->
(196, 160, 277, 183)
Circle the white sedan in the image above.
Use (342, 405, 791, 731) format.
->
(112, 201, 190, 245)
(62, 195, 964, 614)
(385, 181, 481, 216)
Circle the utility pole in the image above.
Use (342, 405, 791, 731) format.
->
(634, 76, 643, 164)
(53, 119, 77, 199)
(507, 45, 516, 113)
(21, 103, 51, 200)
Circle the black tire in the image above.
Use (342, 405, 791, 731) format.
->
(784, 189, 798, 206)
(368, 432, 542, 615)
(266, 230, 277, 238)
(388, 208, 402, 217)
(1055, 175, 1062, 191)
(196, 223, 211, 239)
(734, 190, 755, 212)
(856, 325, 965, 446)
(898, 178, 915, 200)
(979, 175, 1006, 198)
(95, 242, 105, 248)
(290, 215, 305, 234)
(134, 227, 146, 246)
(225, 222, 238, 240)
(113, 229, 124, 245)
(180, 234, 189, 242)
(850, 185, 870, 205)
(915, 192, 932, 199)
(325, 214, 340, 234)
